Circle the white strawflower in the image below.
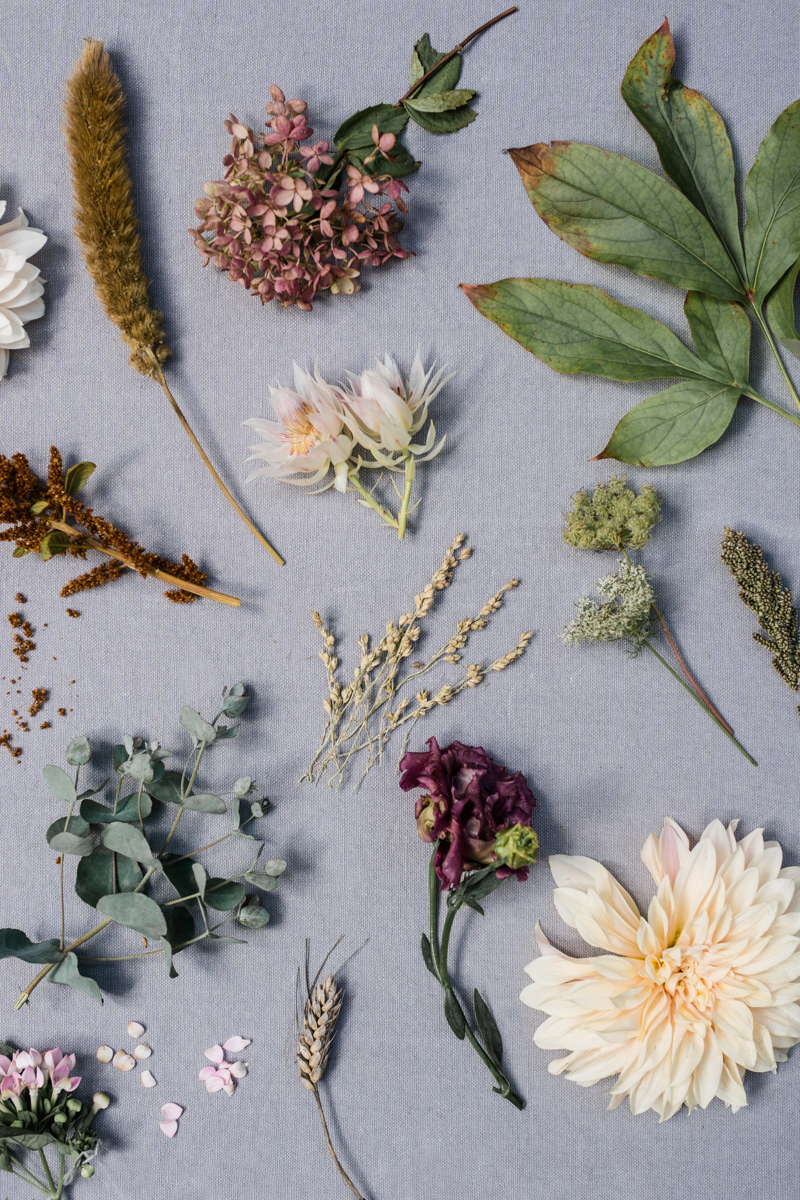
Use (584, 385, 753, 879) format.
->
(521, 818, 800, 1121)
(0, 203, 47, 378)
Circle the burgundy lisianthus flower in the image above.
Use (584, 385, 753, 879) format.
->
(399, 737, 535, 890)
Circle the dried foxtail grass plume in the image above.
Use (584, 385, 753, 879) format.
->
(63, 39, 283, 564)
(297, 941, 366, 1200)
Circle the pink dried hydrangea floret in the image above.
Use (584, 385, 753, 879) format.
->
(190, 85, 411, 311)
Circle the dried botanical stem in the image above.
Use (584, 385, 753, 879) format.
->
(311, 1086, 366, 1200)
(396, 7, 518, 105)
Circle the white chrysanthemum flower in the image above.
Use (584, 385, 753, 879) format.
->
(244, 363, 354, 492)
(0, 202, 47, 378)
(521, 818, 800, 1121)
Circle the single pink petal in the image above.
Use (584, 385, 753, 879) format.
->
(204, 1076, 225, 1093)
(160, 1103, 183, 1121)
(223, 1082, 236, 1097)
(159, 1120, 179, 1138)
(222, 1036, 251, 1053)
(229, 1061, 248, 1079)
(204, 1045, 224, 1064)
(198, 1066, 217, 1081)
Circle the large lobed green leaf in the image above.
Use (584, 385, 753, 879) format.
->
(744, 99, 800, 304)
(509, 141, 744, 300)
(595, 379, 741, 466)
(621, 19, 746, 280)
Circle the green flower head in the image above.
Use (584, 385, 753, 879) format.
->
(563, 559, 654, 653)
(493, 823, 539, 871)
(563, 476, 661, 551)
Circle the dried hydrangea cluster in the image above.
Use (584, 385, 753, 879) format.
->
(0, 203, 46, 379)
(191, 88, 410, 311)
(562, 476, 661, 551)
(245, 352, 449, 538)
(0, 1043, 110, 1194)
(563, 560, 654, 650)
(522, 818, 800, 1121)
(0, 448, 239, 607)
(401, 738, 537, 1109)
(303, 535, 532, 788)
(721, 527, 800, 710)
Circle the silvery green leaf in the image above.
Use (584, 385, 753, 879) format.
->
(46, 816, 94, 857)
(123, 735, 135, 756)
(192, 863, 207, 899)
(214, 724, 237, 740)
(96, 892, 167, 938)
(233, 776, 253, 798)
(99, 823, 158, 867)
(75, 846, 142, 907)
(250, 801, 264, 818)
(0, 930, 62, 964)
(237, 898, 270, 928)
(119, 751, 155, 783)
(48, 952, 102, 1004)
(262, 858, 287, 876)
(205, 879, 246, 911)
(43, 765, 76, 804)
(65, 736, 92, 766)
(180, 792, 226, 815)
(232, 829, 256, 840)
(244, 872, 279, 893)
(230, 796, 241, 830)
(220, 683, 250, 718)
(180, 706, 217, 745)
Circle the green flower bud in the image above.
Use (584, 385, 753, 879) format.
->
(91, 1093, 110, 1114)
(493, 823, 539, 870)
(52, 1112, 67, 1125)
(81, 1165, 95, 1179)
(66, 1098, 82, 1114)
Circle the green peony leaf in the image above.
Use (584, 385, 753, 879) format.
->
(765, 255, 800, 361)
(99, 823, 157, 866)
(179, 706, 217, 746)
(46, 815, 94, 857)
(683, 292, 751, 380)
(43, 765, 77, 804)
(63, 462, 96, 497)
(473, 988, 503, 1068)
(509, 142, 744, 300)
(0, 929, 63, 964)
(75, 846, 142, 908)
(744, 98, 800, 304)
(405, 88, 475, 113)
(96, 892, 167, 938)
(621, 20, 746, 279)
(48, 952, 102, 1004)
(204, 879, 246, 911)
(595, 379, 741, 466)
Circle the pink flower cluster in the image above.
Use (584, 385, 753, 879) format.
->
(190, 86, 410, 311)
(0, 1047, 80, 1100)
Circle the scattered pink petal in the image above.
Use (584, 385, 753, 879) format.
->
(204, 1045, 224, 1064)
(222, 1036, 251, 1053)
(229, 1061, 248, 1079)
(198, 1066, 217, 1081)
(204, 1076, 225, 1093)
(159, 1120, 178, 1138)
(160, 1103, 183, 1121)
(222, 1082, 236, 1097)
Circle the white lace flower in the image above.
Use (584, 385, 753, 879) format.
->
(244, 363, 354, 491)
(521, 818, 800, 1121)
(0, 203, 47, 378)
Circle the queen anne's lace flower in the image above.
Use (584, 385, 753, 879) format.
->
(562, 559, 654, 650)
(0, 203, 47, 378)
(521, 818, 800, 1120)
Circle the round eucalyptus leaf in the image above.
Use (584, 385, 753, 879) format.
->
(65, 736, 92, 767)
(46, 816, 94, 857)
(99, 823, 157, 866)
(237, 899, 270, 929)
(233, 776, 253, 797)
(204, 879, 246, 911)
(75, 846, 142, 908)
(95, 892, 167, 938)
(43, 765, 76, 804)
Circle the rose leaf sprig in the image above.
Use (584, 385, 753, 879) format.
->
(63, 40, 281, 562)
(4, 685, 287, 1010)
(721, 527, 800, 715)
(244, 352, 450, 539)
(0, 447, 239, 607)
(562, 477, 754, 764)
(190, 9, 517, 311)
(302, 534, 533, 789)
(462, 19, 800, 467)
(0, 1042, 110, 1197)
(400, 738, 538, 1109)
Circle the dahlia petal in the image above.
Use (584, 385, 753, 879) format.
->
(692, 1031, 724, 1109)
(673, 838, 718, 933)
(9, 299, 44, 323)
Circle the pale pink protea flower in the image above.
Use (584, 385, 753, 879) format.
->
(339, 350, 450, 462)
(0, 202, 47, 378)
(521, 818, 800, 1121)
(244, 365, 354, 492)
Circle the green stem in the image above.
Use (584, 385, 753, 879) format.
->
(428, 849, 442, 982)
(347, 472, 400, 531)
(159, 741, 207, 856)
(58, 767, 80, 951)
(741, 384, 800, 427)
(397, 452, 415, 541)
(136, 780, 145, 832)
(38, 1148, 56, 1195)
(748, 301, 800, 414)
(7, 1151, 50, 1190)
(642, 641, 757, 766)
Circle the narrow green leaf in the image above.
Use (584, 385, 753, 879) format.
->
(473, 988, 504, 1068)
(334, 104, 410, 152)
(96, 892, 167, 938)
(463, 871, 503, 903)
(99, 822, 157, 866)
(509, 142, 744, 300)
(405, 89, 475, 113)
(596, 379, 741, 466)
(192, 863, 207, 899)
(48, 952, 102, 1004)
(443, 989, 466, 1040)
(80, 793, 153, 824)
(0, 929, 62, 965)
(205, 879, 246, 911)
(179, 706, 216, 745)
(75, 846, 142, 908)
(744, 99, 800, 304)
(421, 933, 438, 977)
(460, 895, 485, 915)
(12, 547, 29, 557)
(38, 530, 71, 561)
(460, 279, 728, 382)
(63, 462, 96, 497)
(404, 104, 476, 135)
(43, 765, 76, 804)
(621, 20, 745, 279)
(683, 292, 751, 381)
(765, 255, 800, 361)
(46, 815, 94, 857)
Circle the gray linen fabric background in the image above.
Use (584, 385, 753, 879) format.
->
(1, 0, 799, 1196)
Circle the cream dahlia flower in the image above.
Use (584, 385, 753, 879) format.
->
(0, 203, 47, 378)
(521, 818, 800, 1120)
